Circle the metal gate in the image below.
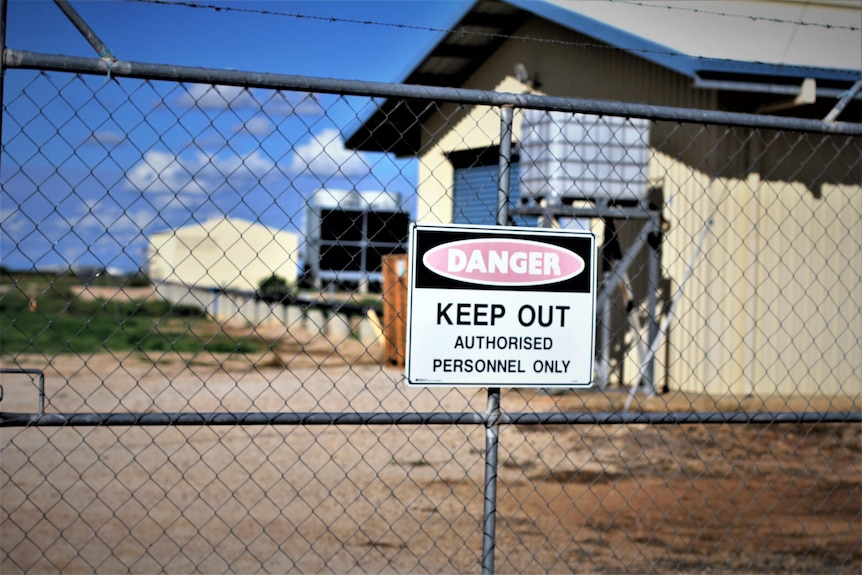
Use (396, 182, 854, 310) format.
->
(2, 2, 861, 573)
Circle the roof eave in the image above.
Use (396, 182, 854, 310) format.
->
(345, 0, 530, 154)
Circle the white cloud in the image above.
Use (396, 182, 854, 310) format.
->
(125, 149, 275, 194)
(200, 149, 274, 180)
(287, 128, 369, 178)
(235, 117, 272, 136)
(177, 84, 259, 110)
(125, 150, 206, 194)
(268, 92, 324, 116)
(176, 84, 323, 117)
(0, 208, 28, 236)
(72, 200, 151, 241)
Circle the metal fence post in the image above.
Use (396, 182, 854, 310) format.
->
(481, 388, 501, 575)
(482, 105, 514, 575)
(495, 106, 513, 229)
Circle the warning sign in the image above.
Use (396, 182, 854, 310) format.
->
(405, 223, 596, 387)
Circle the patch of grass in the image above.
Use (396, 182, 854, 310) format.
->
(0, 286, 258, 355)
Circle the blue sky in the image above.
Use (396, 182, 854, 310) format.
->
(1, 0, 472, 272)
(4, 1, 470, 80)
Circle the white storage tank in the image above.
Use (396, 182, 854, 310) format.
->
(519, 109, 651, 204)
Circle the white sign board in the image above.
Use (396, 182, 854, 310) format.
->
(405, 224, 596, 387)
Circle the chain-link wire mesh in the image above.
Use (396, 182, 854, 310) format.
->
(1, 57, 860, 574)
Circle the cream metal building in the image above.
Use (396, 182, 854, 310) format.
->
(346, 0, 862, 397)
(147, 216, 299, 293)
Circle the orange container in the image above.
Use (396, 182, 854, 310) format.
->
(381, 254, 409, 367)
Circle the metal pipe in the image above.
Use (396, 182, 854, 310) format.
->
(3, 410, 858, 428)
(495, 106, 513, 226)
(642, 210, 662, 395)
(52, 0, 115, 61)
(624, 218, 713, 411)
(481, 105, 516, 575)
(596, 284, 613, 389)
(694, 77, 855, 100)
(595, 221, 652, 313)
(4, 49, 862, 136)
(511, 204, 657, 220)
(824, 76, 862, 123)
(481, 393, 500, 575)
(506, 411, 862, 425)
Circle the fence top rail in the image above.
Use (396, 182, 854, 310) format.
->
(5, 48, 862, 136)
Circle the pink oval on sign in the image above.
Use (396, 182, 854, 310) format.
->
(422, 238, 585, 286)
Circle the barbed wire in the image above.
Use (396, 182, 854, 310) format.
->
(119, 0, 665, 57)
(128, 0, 860, 73)
(128, 0, 467, 34)
(131, 0, 861, 33)
(610, 0, 860, 31)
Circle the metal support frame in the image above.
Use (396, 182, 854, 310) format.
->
(825, 76, 862, 123)
(595, 221, 653, 389)
(623, 218, 712, 411)
(512, 197, 663, 395)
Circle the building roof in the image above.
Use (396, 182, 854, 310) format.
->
(149, 216, 291, 240)
(345, 0, 861, 154)
(529, 0, 861, 79)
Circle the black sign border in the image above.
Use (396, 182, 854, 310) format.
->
(411, 224, 595, 293)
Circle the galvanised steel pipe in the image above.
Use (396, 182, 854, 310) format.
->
(5, 49, 862, 135)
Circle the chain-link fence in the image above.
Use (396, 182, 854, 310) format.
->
(2, 12, 861, 574)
